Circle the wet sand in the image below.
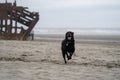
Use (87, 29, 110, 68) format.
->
(0, 40, 120, 80)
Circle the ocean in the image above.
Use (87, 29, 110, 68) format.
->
(34, 28, 120, 35)
(33, 28, 120, 42)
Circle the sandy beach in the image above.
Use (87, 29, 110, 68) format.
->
(0, 40, 120, 80)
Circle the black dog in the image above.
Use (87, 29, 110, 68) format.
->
(61, 31, 75, 64)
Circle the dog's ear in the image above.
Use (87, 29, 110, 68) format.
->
(65, 32, 68, 39)
(72, 32, 74, 36)
(71, 32, 74, 40)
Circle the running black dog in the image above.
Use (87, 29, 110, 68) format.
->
(61, 31, 75, 64)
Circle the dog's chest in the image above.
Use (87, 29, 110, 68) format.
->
(66, 41, 72, 47)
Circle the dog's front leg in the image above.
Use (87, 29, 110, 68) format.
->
(69, 52, 74, 60)
(62, 52, 67, 64)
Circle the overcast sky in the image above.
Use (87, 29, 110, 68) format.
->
(2, 0, 120, 30)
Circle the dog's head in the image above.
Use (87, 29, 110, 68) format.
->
(65, 31, 74, 40)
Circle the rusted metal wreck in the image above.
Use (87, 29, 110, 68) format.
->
(0, 0, 39, 40)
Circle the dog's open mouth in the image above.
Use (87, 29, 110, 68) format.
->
(68, 37, 72, 40)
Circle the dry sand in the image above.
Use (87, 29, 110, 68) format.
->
(0, 40, 120, 80)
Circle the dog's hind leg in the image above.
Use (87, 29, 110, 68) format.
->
(67, 53, 71, 60)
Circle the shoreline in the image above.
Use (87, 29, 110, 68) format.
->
(34, 34, 120, 43)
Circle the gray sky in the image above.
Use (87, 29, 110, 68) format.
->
(2, 0, 120, 30)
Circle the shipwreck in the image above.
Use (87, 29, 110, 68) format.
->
(0, 0, 39, 40)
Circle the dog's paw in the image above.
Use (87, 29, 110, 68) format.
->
(68, 56, 71, 60)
